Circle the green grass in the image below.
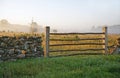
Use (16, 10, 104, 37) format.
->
(0, 55, 120, 78)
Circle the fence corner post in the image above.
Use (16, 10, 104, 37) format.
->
(44, 26, 50, 57)
(102, 26, 108, 55)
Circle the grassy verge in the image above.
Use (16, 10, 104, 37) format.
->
(0, 55, 120, 78)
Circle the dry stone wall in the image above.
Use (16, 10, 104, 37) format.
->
(0, 36, 43, 61)
(118, 38, 120, 46)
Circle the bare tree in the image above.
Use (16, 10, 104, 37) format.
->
(53, 29, 57, 33)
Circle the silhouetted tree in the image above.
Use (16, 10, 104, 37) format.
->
(53, 29, 57, 33)
(0, 19, 9, 25)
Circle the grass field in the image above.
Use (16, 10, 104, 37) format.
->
(0, 55, 120, 78)
(0, 32, 120, 78)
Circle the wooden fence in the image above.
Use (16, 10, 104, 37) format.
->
(44, 26, 108, 57)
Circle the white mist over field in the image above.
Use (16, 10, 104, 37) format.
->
(0, 0, 120, 32)
(0, 19, 44, 33)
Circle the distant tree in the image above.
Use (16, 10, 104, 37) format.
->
(53, 29, 57, 33)
(2, 30, 5, 32)
(30, 21, 38, 33)
(91, 26, 95, 30)
(0, 19, 9, 25)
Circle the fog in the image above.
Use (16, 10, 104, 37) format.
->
(0, 19, 44, 33)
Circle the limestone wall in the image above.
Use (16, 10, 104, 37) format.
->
(0, 36, 43, 61)
(118, 38, 120, 46)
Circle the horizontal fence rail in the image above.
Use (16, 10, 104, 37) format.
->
(50, 48, 105, 52)
(50, 33, 105, 35)
(53, 53, 103, 57)
(50, 43, 105, 46)
(44, 26, 108, 57)
(50, 38, 105, 41)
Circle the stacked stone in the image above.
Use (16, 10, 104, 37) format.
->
(117, 38, 120, 46)
(0, 36, 43, 61)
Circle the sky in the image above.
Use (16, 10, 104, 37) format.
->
(0, 0, 120, 32)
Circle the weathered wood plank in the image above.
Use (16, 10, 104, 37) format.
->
(102, 27, 108, 54)
(44, 26, 50, 57)
(50, 48, 105, 52)
(50, 33, 105, 35)
(50, 43, 105, 46)
(50, 38, 105, 41)
(51, 53, 103, 57)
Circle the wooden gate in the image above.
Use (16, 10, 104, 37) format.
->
(44, 26, 108, 57)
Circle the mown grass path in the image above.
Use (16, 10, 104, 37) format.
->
(0, 55, 120, 78)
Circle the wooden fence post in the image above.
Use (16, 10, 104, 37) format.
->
(102, 26, 108, 55)
(44, 26, 50, 57)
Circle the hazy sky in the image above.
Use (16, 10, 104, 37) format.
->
(0, 0, 120, 31)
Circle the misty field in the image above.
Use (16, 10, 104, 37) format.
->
(0, 55, 120, 78)
(0, 32, 120, 78)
